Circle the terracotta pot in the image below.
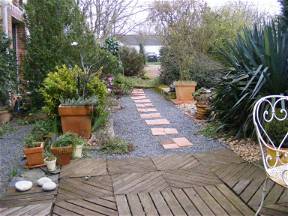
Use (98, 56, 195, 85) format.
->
(58, 105, 92, 139)
(196, 103, 210, 120)
(175, 81, 197, 101)
(23, 142, 44, 168)
(0, 110, 12, 124)
(51, 145, 73, 166)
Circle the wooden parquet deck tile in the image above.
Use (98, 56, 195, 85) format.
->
(0, 203, 52, 216)
(53, 197, 117, 216)
(152, 154, 199, 170)
(57, 175, 113, 201)
(107, 158, 157, 174)
(60, 159, 107, 178)
(163, 167, 222, 188)
(115, 184, 254, 216)
(112, 171, 170, 195)
(0, 186, 56, 208)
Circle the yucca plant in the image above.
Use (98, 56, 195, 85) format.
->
(213, 20, 288, 137)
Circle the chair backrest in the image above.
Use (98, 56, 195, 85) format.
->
(253, 95, 288, 170)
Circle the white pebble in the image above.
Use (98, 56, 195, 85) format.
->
(37, 177, 52, 186)
(15, 180, 33, 192)
(42, 181, 57, 191)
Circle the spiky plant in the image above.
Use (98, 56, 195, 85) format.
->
(213, 21, 288, 137)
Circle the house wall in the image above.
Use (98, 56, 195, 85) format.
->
(126, 45, 162, 56)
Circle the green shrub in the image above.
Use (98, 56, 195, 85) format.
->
(0, 32, 17, 106)
(100, 137, 132, 154)
(120, 47, 144, 76)
(213, 22, 288, 137)
(53, 133, 85, 147)
(113, 74, 133, 95)
(40, 65, 107, 117)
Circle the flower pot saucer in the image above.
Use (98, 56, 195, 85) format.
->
(40, 167, 61, 175)
(25, 163, 45, 169)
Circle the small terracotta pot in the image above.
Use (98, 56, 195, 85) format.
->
(51, 145, 73, 166)
(0, 110, 12, 124)
(196, 103, 210, 120)
(23, 142, 44, 168)
(58, 105, 92, 139)
(175, 81, 197, 101)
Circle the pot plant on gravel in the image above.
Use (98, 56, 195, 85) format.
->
(41, 65, 108, 139)
(23, 134, 45, 168)
(44, 152, 57, 172)
(193, 88, 212, 120)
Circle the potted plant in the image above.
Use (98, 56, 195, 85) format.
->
(193, 88, 212, 120)
(174, 56, 197, 103)
(264, 114, 288, 166)
(23, 134, 45, 168)
(58, 97, 97, 139)
(51, 133, 75, 166)
(44, 153, 57, 172)
(72, 134, 86, 158)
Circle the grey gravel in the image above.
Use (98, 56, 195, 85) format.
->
(88, 89, 225, 159)
(0, 123, 32, 195)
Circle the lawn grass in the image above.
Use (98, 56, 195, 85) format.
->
(125, 76, 160, 88)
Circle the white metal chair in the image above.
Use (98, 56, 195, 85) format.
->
(253, 95, 288, 215)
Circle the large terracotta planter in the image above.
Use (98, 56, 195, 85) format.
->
(175, 81, 197, 101)
(51, 145, 73, 166)
(196, 103, 211, 120)
(23, 142, 44, 168)
(58, 105, 92, 139)
(0, 110, 12, 124)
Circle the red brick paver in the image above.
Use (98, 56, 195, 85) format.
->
(145, 119, 170, 126)
(131, 96, 147, 100)
(160, 140, 179, 149)
(140, 113, 161, 119)
(134, 99, 151, 103)
(151, 128, 178, 136)
(136, 103, 154, 108)
(137, 108, 157, 113)
(173, 137, 193, 147)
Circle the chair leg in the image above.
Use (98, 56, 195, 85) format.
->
(255, 177, 268, 216)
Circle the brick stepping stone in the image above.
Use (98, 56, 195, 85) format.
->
(160, 140, 179, 149)
(134, 99, 151, 103)
(131, 96, 147, 100)
(151, 128, 178, 136)
(137, 108, 157, 113)
(173, 137, 193, 147)
(145, 119, 170, 126)
(136, 103, 154, 108)
(140, 113, 161, 119)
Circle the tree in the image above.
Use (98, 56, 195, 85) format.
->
(24, 0, 94, 107)
(139, 43, 145, 64)
(77, 0, 147, 39)
(279, 0, 288, 29)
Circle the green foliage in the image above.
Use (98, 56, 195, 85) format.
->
(120, 47, 145, 76)
(213, 22, 288, 137)
(24, 134, 41, 148)
(0, 32, 17, 106)
(60, 96, 98, 106)
(113, 74, 133, 95)
(0, 123, 14, 138)
(199, 122, 221, 138)
(53, 133, 85, 147)
(92, 111, 109, 131)
(100, 137, 132, 154)
(40, 65, 107, 117)
(104, 37, 120, 57)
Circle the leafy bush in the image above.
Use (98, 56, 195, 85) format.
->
(113, 74, 133, 95)
(120, 47, 144, 76)
(159, 47, 224, 88)
(53, 133, 85, 147)
(40, 65, 107, 117)
(100, 137, 133, 154)
(213, 22, 288, 137)
(0, 32, 17, 106)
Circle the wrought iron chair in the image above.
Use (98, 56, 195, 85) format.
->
(253, 95, 288, 215)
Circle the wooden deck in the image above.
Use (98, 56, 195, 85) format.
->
(1, 149, 288, 215)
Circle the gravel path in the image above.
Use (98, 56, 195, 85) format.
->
(0, 124, 32, 195)
(89, 89, 225, 159)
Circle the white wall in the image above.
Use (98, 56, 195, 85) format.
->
(127, 45, 162, 56)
